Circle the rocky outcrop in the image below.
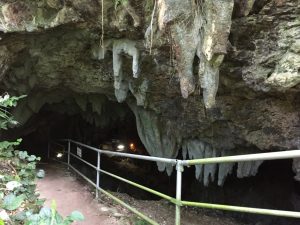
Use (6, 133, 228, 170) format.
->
(0, 0, 299, 186)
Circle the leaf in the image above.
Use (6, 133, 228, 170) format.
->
(2, 194, 25, 211)
(6, 181, 22, 191)
(36, 169, 45, 179)
(0, 219, 4, 225)
(14, 211, 27, 221)
(39, 207, 51, 218)
(55, 212, 64, 224)
(69, 211, 84, 221)
(0, 140, 20, 151)
(18, 151, 28, 160)
(27, 155, 36, 162)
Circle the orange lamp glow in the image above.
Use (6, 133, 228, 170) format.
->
(129, 143, 136, 152)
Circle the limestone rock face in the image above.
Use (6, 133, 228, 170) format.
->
(0, 0, 299, 185)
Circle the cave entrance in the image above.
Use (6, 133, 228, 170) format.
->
(16, 94, 174, 200)
(18, 95, 145, 159)
(7, 94, 300, 224)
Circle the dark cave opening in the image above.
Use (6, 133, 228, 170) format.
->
(181, 159, 300, 225)
(15, 95, 176, 200)
(17, 96, 145, 159)
(6, 95, 299, 225)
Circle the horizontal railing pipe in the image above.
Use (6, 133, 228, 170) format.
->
(68, 148, 178, 204)
(182, 150, 300, 166)
(69, 152, 98, 170)
(62, 139, 177, 165)
(49, 141, 66, 149)
(99, 188, 159, 225)
(100, 168, 176, 203)
(66, 162, 159, 225)
(181, 201, 300, 218)
(52, 139, 300, 224)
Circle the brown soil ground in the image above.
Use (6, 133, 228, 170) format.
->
(36, 163, 120, 225)
(36, 163, 248, 225)
(102, 193, 247, 225)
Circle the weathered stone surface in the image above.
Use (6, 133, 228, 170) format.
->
(0, 0, 299, 185)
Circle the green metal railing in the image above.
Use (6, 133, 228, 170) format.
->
(48, 139, 300, 225)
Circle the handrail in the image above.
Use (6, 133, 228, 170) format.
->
(181, 201, 300, 218)
(61, 160, 159, 225)
(61, 139, 178, 165)
(182, 149, 300, 166)
(99, 168, 177, 204)
(48, 139, 300, 225)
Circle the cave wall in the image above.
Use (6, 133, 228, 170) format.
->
(0, 0, 299, 185)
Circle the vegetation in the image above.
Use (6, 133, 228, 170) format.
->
(0, 94, 84, 225)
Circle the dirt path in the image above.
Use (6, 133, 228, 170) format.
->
(36, 163, 247, 225)
(36, 163, 120, 225)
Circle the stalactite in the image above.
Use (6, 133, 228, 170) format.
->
(182, 139, 205, 181)
(93, 39, 140, 103)
(170, 15, 202, 98)
(218, 161, 234, 186)
(129, 79, 149, 107)
(147, 0, 234, 108)
(183, 139, 264, 186)
(182, 139, 218, 186)
(237, 160, 263, 178)
(130, 103, 180, 175)
(199, 0, 234, 108)
(203, 146, 218, 186)
(111, 0, 141, 31)
(113, 39, 140, 79)
(293, 158, 300, 181)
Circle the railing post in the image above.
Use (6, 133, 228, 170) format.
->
(175, 161, 184, 225)
(67, 140, 71, 168)
(96, 151, 101, 198)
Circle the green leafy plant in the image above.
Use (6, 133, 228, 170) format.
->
(0, 94, 84, 224)
(2, 193, 25, 211)
(24, 200, 84, 225)
(0, 93, 25, 130)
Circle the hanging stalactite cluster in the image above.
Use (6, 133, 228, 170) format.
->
(145, 0, 234, 109)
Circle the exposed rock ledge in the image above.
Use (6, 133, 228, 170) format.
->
(0, 0, 299, 185)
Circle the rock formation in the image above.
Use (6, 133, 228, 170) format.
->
(0, 0, 299, 186)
